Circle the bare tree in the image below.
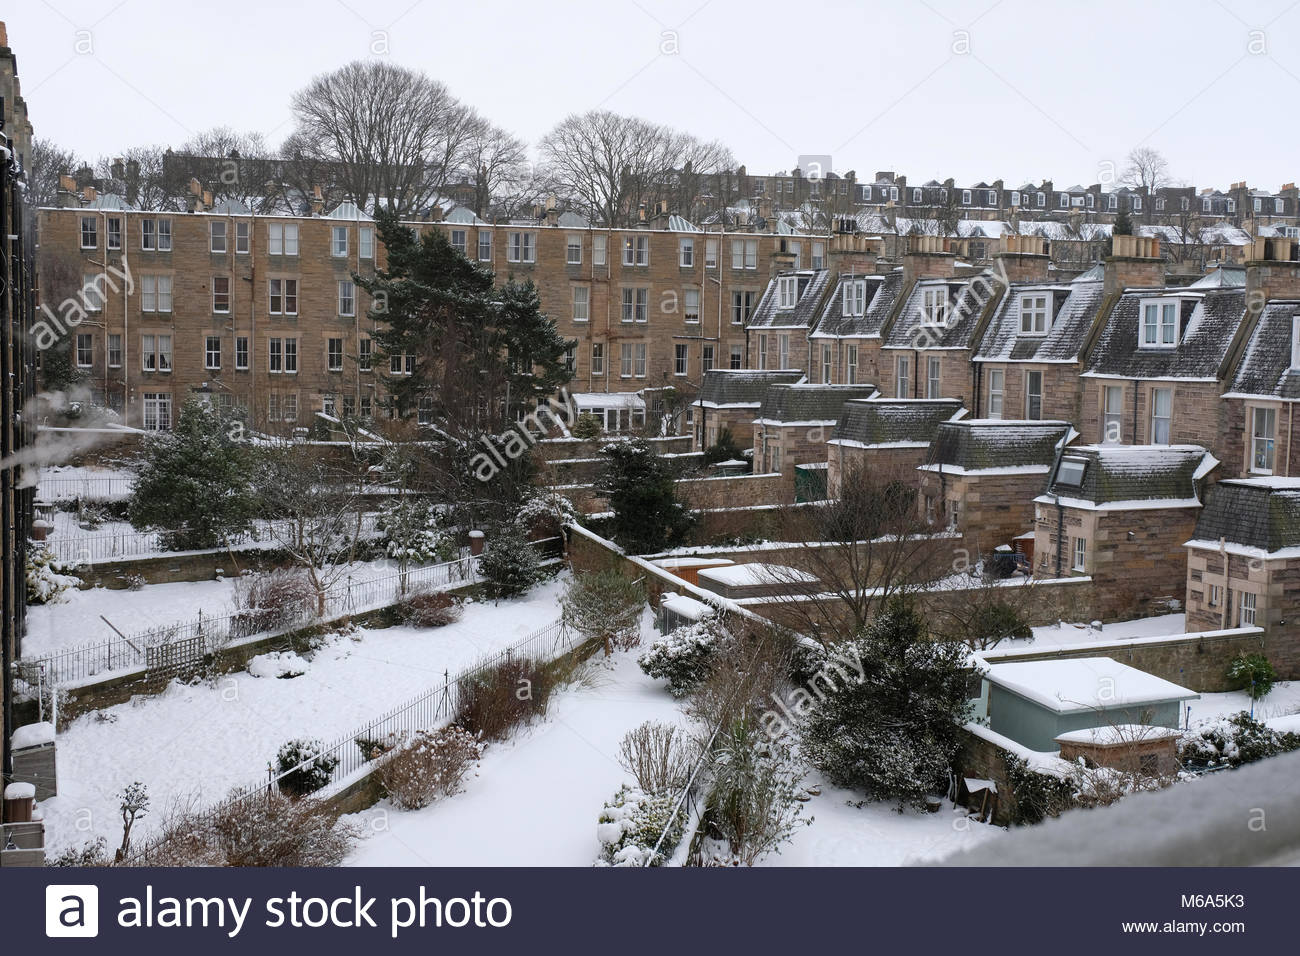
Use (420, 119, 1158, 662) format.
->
(761, 461, 948, 644)
(92, 145, 183, 211)
(253, 443, 368, 615)
(463, 116, 533, 220)
(289, 61, 478, 216)
(538, 110, 731, 226)
(1121, 147, 1171, 223)
(170, 126, 281, 211)
(27, 138, 82, 207)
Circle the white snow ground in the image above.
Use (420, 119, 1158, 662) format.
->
(40, 576, 569, 854)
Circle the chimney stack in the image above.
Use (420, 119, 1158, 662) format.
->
(903, 234, 956, 285)
(1245, 237, 1300, 302)
(828, 232, 881, 276)
(1103, 235, 1163, 297)
(995, 234, 1052, 282)
(310, 185, 324, 216)
(544, 193, 559, 227)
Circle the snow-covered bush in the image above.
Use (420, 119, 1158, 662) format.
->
(570, 412, 603, 441)
(596, 784, 684, 867)
(399, 589, 462, 628)
(617, 721, 698, 795)
(637, 618, 730, 697)
(355, 731, 404, 762)
(379, 726, 483, 810)
(377, 498, 456, 565)
(477, 527, 541, 600)
(561, 569, 645, 655)
(274, 738, 339, 797)
(454, 658, 556, 741)
(25, 546, 79, 604)
(137, 791, 360, 866)
(1004, 757, 1075, 825)
(1179, 711, 1300, 769)
(1225, 653, 1277, 701)
(513, 490, 578, 538)
(230, 569, 316, 637)
(248, 651, 310, 679)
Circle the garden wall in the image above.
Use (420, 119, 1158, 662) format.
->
(979, 626, 1268, 693)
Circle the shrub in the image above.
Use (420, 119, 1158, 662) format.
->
(49, 837, 110, 867)
(800, 599, 973, 810)
(596, 785, 685, 867)
(702, 427, 744, 467)
(400, 589, 463, 628)
(454, 658, 557, 741)
(637, 619, 730, 697)
(127, 398, 257, 550)
(571, 412, 603, 441)
(274, 738, 339, 797)
(1226, 653, 1276, 701)
(1179, 711, 1300, 769)
(561, 570, 645, 656)
(230, 569, 316, 637)
(378, 726, 484, 810)
(1004, 757, 1076, 826)
(477, 527, 542, 600)
(702, 717, 807, 866)
(618, 721, 698, 796)
(377, 498, 456, 565)
(25, 546, 79, 604)
(355, 732, 404, 762)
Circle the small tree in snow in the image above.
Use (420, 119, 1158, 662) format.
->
(128, 399, 257, 550)
(114, 781, 150, 863)
(599, 437, 692, 554)
(477, 525, 541, 600)
(561, 569, 645, 656)
(800, 599, 975, 810)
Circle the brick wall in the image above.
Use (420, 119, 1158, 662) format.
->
(919, 468, 1048, 554)
(975, 362, 1081, 422)
(1080, 377, 1225, 452)
(1186, 546, 1300, 679)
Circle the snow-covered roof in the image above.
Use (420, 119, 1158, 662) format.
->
(325, 200, 374, 221)
(697, 564, 818, 587)
(1054, 724, 1182, 746)
(984, 658, 1198, 715)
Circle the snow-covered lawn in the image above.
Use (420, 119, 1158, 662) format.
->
(1190, 681, 1300, 727)
(24, 556, 406, 659)
(758, 782, 1002, 866)
(345, 628, 1001, 868)
(40, 576, 569, 854)
(345, 647, 683, 867)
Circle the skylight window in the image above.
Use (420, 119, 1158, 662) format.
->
(1057, 458, 1087, 486)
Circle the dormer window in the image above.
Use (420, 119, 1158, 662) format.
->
(920, 287, 949, 324)
(1085, 193, 1094, 209)
(962, 190, 972, 205)
(1059, 193, 1069, 209)
(1140, 298, 1181, 348)
(889, 186, 899, 201)
(912, 188, 922, 203)
(777, 276, 797, 310)
(842, 278, 867, 316)
(1203, 198, 1212, 212)
(987, 190, 997, 205)
(1010, 191, 1020, 206)
(1020, 294, 1050, 334)
(1132, 197, 1142, 212)
(1035, 191, 1045, 207)
(1226, 199, 1236, 213)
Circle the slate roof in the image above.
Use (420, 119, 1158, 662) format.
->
(811, 271, 903, 339)
(829, 399, 966, 447)
(974, 278, 1105, 363)
(1191, 478, 1300, 554)
(1225, 300, 1300, 400)
(748, 270, 833, 330)
(757, 384, 878, 425)
(1041, 444, 1216, 507)
(923, 420, 1073, 472)
(883, 273, 997, 350)
(696, 369, 805, 409)
(1083, 288, 1246, 381)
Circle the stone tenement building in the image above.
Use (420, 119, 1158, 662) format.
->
(38, 192, 865, 431)
(2, 17, 37, 815)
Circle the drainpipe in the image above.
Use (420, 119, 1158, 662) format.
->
(1219, 536, 1229, 630)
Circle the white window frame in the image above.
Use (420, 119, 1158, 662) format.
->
(1239, 591, 1257, 627)
(927, 356, 942, 399)
(327, 337, 344, 372)
(1025, 370, 1043, 420)
(592, 234, 606, 266)
(1150, 387, 1172, 444)
(623, 235, 649, 266)
(1140, 298, 1181, 348)
(704, 238, 718, 269)
(895, 354, 910, 398)
(210, 221, 227, 253)
(591, 342, 604, 376)
(205, 335, 221, 370)
(684, 287, 700, 324)
(107, 333, 122, 368)
(1072, 536, 1087, 573)
(338, 279, 356, 317)
(573, 285, 590, 322)
(1102, 384, 1124, 443)
(507, 232, 535, 263)
(235, 336, 249, 370)
(235, 221, 250, 254)
(675, 343, 689, 376)
(1251, 406, 1277, 474)
(75, 333, 93, 368)
(566, 234, 582, 265)
(846, 345, 859, 384)
(842, 278, 867, 316)
(142, 393, 172, 431)
(1020, 294, 1049, 335)
(679, 237, 694, 267)
(920, 287, 949, 324)
(777, 276, 798, 310)
(987, 369, 1004, 418)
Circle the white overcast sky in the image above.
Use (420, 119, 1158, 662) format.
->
(7, 0, 1300, 190)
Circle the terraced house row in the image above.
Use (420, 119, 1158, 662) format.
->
(38, 187, 882, 432)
